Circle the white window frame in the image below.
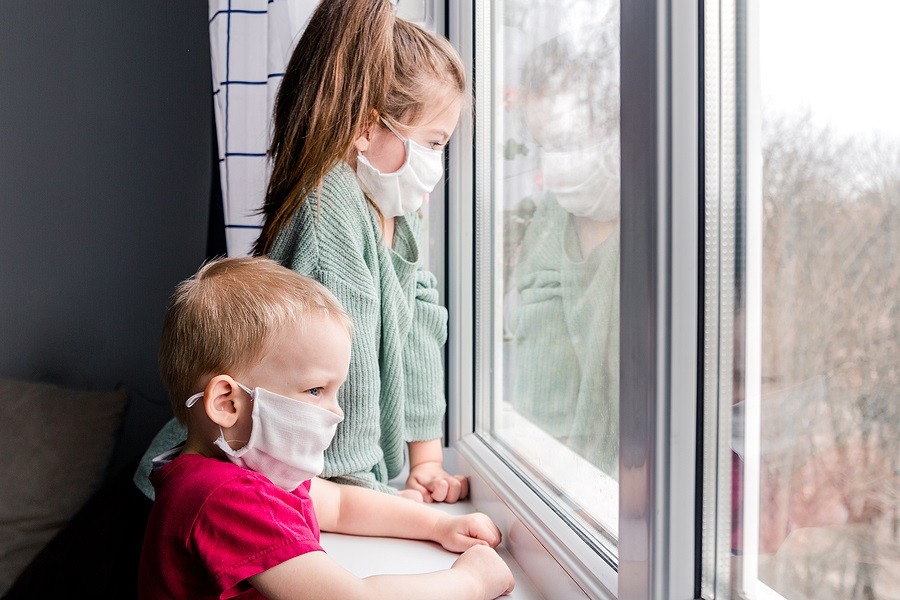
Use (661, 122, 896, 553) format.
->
(741, 0, 770, 597)
(443, 1, 701, 598)
(699, 0, 776, 598)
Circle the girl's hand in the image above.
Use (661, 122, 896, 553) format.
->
(406, 461, 469, 503)
(432, 513, 502, 553)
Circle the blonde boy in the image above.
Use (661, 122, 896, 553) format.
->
(138, 257, 514, 599)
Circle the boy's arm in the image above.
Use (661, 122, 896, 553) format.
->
(310, 477, 496, 551)
(250, 543, 514, 600)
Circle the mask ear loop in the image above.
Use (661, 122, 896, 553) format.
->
(218, 428, 250, 451)
(379, 116, 407, 143)
(235, 381, 254, 400)
(378, 116, 413, 172)
(184, 380, 254, 408)
(184, 394, 249, 450)
(217, 381, 254, 450)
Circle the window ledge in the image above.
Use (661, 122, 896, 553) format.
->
(449, 439, 617, 599)
(320, 498, 546, 599)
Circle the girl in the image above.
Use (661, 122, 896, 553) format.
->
(135, 0, 468, 502)
(256, 0, 468, 503)
(135, 0, 469, 503)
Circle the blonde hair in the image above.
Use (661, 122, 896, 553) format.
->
(254, 0, 467, 255)
(159, 256, 351, 423)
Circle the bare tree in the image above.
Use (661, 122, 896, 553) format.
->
(758, 111, 900, 599)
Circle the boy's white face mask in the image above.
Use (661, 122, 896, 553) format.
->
(541, 140, 620, 221)
(355, 117, 445, 218)
(185, 382, 343, 491)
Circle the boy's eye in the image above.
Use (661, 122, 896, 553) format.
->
(306, 387, 322, 397)
(430, 142, 444, 150)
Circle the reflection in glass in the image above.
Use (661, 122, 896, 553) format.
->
(493, 0, 620, 546)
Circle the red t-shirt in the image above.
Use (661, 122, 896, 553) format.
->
(138, 453, 323, 599)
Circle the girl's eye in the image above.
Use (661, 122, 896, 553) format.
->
(430, 142, 444, 150)
(306, 387, 322, 397)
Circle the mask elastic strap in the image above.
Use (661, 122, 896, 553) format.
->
(217, 426, 249, 453)
(185, 380, 253, 408)
(380, 116, 407, 142)
(235, 381, 254, 400)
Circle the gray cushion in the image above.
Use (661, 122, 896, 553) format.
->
(0, 377, 127, 596)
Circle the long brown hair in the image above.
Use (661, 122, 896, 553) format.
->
(254, 0, 467, 256)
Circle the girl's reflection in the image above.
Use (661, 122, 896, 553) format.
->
(509, 24, 621, 477)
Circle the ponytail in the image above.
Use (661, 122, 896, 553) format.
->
(254, 0, 396, 256)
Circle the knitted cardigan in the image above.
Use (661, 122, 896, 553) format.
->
(134, 163, 447, 498)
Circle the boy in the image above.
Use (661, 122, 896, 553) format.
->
(138, 257, 515, 599)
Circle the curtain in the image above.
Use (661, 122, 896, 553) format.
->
(208, 0, 317, 257)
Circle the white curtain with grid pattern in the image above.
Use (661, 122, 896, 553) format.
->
(208, 0, 317, 257)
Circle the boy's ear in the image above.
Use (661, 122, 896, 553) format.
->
(203, 375, 246, 429)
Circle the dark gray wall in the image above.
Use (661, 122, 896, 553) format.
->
(0, 2, 211, 472)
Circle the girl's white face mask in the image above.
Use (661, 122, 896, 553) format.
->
(185, 382, 343, 491)
(355, 117, 445, 218)
(540, 140, 620, 221)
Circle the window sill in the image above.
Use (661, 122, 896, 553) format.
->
(449, 439, 617, 599)
(320, 497, 546, 599)
(492, 402, 619, 537)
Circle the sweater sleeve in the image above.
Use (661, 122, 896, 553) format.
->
(133, 417, 188, 500)
(402, 220, 449, 442)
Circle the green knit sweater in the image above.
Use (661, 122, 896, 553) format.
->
(134, 163, 447, 498)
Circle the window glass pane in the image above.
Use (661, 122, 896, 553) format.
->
(488, 0, 620, 550)
(744, 1, 900, 597)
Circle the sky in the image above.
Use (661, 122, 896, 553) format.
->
(759, 0, 900, 141)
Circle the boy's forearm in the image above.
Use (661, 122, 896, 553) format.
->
(329, 480, 443, 540)
(252, 545, 509, 600)
(312, 478, 444, 540)
(361, 569, 481, 600)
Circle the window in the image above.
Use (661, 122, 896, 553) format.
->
(449, 1, 895, 598)
(487, 0, 621, 551)
(447, 0, 699, 598)
(704, 1, 900, 598)
(446, 1, 628, 597)
(448, 0, 698, 598)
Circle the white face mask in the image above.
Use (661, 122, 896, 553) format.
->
(541, 141, 620, 221)
(185, 382, 343, 491)
(355, 117, 445, 218)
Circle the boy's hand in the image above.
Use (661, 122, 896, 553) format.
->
(406, 461, 469, 503)
(432, 512, 502, 553)
(451, 544, 516, 599)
